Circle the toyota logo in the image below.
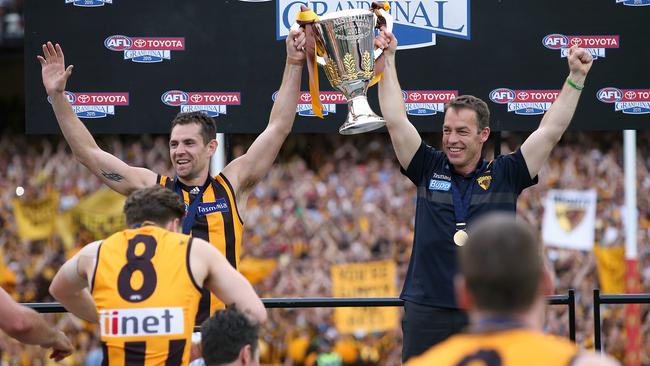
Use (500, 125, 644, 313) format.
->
(410, 92, 422, 101)
(625, 91, 637, 100)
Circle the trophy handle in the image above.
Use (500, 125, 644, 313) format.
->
(292, 22, 328, 66)
(373, 8, 393, 60)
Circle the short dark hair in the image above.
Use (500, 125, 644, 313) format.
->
(459, 214, 544, 314)
(445, 95, 490, 131)
(170, 112, 217, 145)
(201, 308, 260, 365)
(123, 186, 185, 227)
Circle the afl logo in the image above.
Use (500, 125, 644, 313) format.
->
(597, 87, 623, 103)
(104, 35, 132, 51)
(489, 88, 515, 104)
(64, 91, 76, 104)
(161, 90, 189, 106)
(543, 34, 568, 49)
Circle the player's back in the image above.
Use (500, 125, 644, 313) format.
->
(406, 328, 578, 366)
(92, 225, 203, 366)
(158, 174, 243, 322)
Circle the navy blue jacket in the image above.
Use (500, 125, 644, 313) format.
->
(401, 142, 538, 308)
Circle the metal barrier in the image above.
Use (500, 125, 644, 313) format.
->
(593, 289, 650, 352)
(22, 290, 576, 341)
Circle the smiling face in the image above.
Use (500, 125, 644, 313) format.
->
(442, 107, 490, 175)
(169, 122, 216, 185)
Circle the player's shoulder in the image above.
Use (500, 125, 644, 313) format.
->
(80, 240, 103, 254)
(157, 174, 173, 186)
(158, 228, 192, 245)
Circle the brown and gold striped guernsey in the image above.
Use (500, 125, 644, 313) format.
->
(158, 173, 243, 323)
(92, 225, 202, 366)
(406, 329, 579, 366)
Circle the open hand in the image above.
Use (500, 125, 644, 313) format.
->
(37, 42, 74, 96)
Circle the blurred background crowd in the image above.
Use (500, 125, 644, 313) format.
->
(0, 0, 22, 47)
(0, 131, 648, 365)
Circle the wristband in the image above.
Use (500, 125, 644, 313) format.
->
(286, 58, 303, 66)
(566, 77, 584, 91)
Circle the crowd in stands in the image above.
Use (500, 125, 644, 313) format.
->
(0, 131, 648, 365)
(0, 0, 22, 45)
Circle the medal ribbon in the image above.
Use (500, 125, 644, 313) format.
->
(450, 176, 474, 229)
(174, 176, 212, 235)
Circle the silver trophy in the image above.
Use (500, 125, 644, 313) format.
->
(313, 8, 393, 134)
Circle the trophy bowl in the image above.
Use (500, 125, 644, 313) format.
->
(313, 8, 393, 134)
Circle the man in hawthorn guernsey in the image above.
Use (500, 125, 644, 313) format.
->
(39, 27, 305, 324)
(405, 214, 619, 366)
(50, 186, 266, 366)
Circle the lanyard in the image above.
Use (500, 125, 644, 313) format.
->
(448, 161, 486, 227)
(450, 174, 474, 227)
(174, 176, 212, 235)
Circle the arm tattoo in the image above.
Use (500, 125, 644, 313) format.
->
(100, 169, 124, 182)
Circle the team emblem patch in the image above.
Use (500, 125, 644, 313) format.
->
(477, 175, 492, 191)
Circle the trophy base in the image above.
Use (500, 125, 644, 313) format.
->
(339, 96, 386, 135)
(339, 116, 386, 135)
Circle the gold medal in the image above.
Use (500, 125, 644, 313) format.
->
(454, 229, 468, 246)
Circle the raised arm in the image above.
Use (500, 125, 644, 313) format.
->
(520, 45, 593, 179)
(376, 29, 422, 170)
(0, 288, 73, 361)
(49, 241, 101, 324)
(190, 238, 267, 324)
(221, 29, 305, 196)
(38, 42, 156, 195)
